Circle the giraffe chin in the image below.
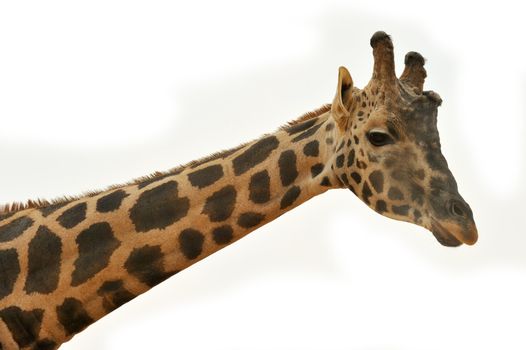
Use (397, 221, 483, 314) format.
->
(430, 219, 465, 247)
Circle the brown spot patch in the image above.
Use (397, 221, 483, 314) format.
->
(97, 280, 136, 312)
(280, 186, 301, 209)
(25, 226, 62, 294)
(0, 307, 44, 347)
(202, 185, 237, 222)
(249, 170, 271, 204)
(130, 181, 190, 232)
(125, 245, 171, 287)
(56, 298, 93, 336)
(0, 216, 34, 243)
(187, 164, 224, 189)
(71, 222, 120, 286)
(233, 136, 279, 176)
(0, 249, 20, 299)
(238, 212, 265, 228)
(179, 229, 205, 260)
(369, 170, 384, 193)
(57, 202, 87, 229)
(212, 225, 234, 245)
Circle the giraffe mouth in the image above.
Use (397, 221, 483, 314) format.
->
(430, 219, 463, 247)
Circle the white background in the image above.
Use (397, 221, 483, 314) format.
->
(1, 1, 525, 349)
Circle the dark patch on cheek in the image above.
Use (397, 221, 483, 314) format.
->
(320, 177, 332, 187)
(361, 182, 373, 205)
(25, 226, 62, 294)
(130, 181, 190, 232)
(286, 118, 317, 135)
(187, 164, 224, 189)
(337, 141, 345, 152)
(336, 154, 345, 168)
(0, 307, 44, 347)
(125, 245, 171, 287)
(351, 172, 362, 184)
(212, 225, 234, 245)
(353, 136, 359, 144)
(96, 190, 129, 213)
(375, 200, 387, 213)
(238, 212, 265, 228)
(368, 153, 379, 163)
(0, 249, 20, 299)
(410, 183, 425, 205)
(391, 169, 405, 181)
(356, 160, 367, 169)
(325, 123, 335, 131)
(291, 122, 323, 143)
(97, 280, 136, 312)
(310, 163, 324, 178)
(278, 150, 298, 186)
(392, 205, 411, 216)
(57, 202, 87, 229)
(347, 149, 355, 167)
(249, 170, 271, 204)
(325, 137, 334, 145)
(71, 222, 120, 286)
(340, 173, 349, 186)
(233, 136, 279, 176)
(280, 186, 301, 209)
(39, 202, 69, 217)
(388, 187, 404, 200)
(56, 298, 93, 336)
(202, 185, 237, 222)
(179, 228, 205, 260)
(368, 170, 384, 193)
(0, 216, 34, 243)
(414, 209, 422, 221)
(303, 140, 319, 157)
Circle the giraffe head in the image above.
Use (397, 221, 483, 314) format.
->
(330, 31, 477, 247)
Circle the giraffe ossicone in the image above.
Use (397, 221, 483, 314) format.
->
(0, 31, 477, 349)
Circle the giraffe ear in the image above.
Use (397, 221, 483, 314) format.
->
(331, 66, 354, 129)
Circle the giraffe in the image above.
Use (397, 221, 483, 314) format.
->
(0, 31, 477, 349)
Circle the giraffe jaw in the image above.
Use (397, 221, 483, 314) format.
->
(430, 218, 478, 247)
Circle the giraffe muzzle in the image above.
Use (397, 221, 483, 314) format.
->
(430, 218, 478, 247)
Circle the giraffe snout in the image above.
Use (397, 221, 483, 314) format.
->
(429, 196, 478, 247)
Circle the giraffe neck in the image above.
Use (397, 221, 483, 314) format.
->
(0, 108, 345, 349)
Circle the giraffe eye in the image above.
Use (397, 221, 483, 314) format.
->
(367, 131, 394, 146)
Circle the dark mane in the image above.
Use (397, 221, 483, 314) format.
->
(0, 104, 331, 217)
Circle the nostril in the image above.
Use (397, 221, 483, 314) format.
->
(449, 200, 465, 217)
